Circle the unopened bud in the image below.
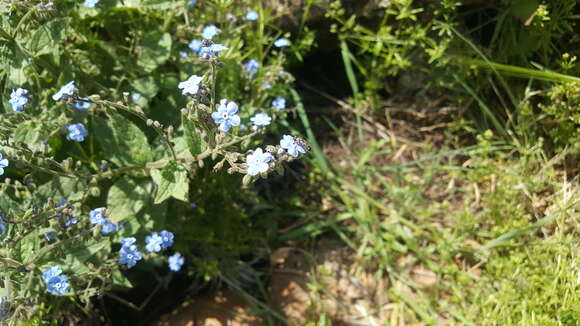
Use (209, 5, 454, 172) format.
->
(212, 160, 224, 171)
(146, 119, 153, 126)
(90, 186, 101, 197)
(135, 106, 144, 115)
(181, 108, 188, 115)
(242, 174, 252, 186)
(167, 125, 174, 137)
(153, 121, 161, 128)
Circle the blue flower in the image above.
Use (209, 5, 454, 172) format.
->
(119, 238, 142, 268)
(179, 51, 188, 58)
(66, 123, 88, 142)
(100, 220, 117, 235)
(0, 296, 9, 320)
(64, 217, 78, 227)
(246, 148, 273, 176)
(168, 253, 184, 272)
(44, 232, 56, 242)
(178, 75, 203, 96)
(188, 39, 203, 54)
(202, 25, 219, 40)
(42, 266, 71, 296)
(121, 237, 136, 247)
(272, 97, 286, 110)
(0, 216, 6, 235)
(280, 135, 308, 157)
(159, 230, 174, 249)
(199, 44, 228, 58)
(245, 10, 259, 21)
(43, 266, 62, 280)
(0, 154, 8, 176)
(211, 99, 241, 132)
(83, 0, 99, 8)
(9, 88, 29, 111)
(89, 207, 107, 225)
(131, 93, 142, 101)
(145, 232, 164, 252)
(73, 98, 90, 110)
(188, 0, 197, 7)
(274, 38, 290, 48)
(226, 13, 234, 20)
(244, 59, 259, 78)
(250, 112, 271, 127)
(53, 81, 77, 101)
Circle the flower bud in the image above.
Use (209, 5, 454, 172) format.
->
(242, 174, 252, 186)
(146, 119, 153, 126)
(153, 121, 161, 128)
(90, 186, 100, 197)
(212, 160, 224, 171)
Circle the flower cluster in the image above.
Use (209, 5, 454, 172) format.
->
(9, 88, 29, 111)
(119, 231, 178, 271)
(42, 266, 71, 296)
(119, 237, 143, 268)
(145, 230, 174, 252)
(66, 123, 88, 142)
(244, 135, 309, 177)
(89, 208, 118, 235)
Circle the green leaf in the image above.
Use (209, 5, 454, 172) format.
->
(35, 177, 87, 204)
(107, 176, 152, 223)
(121, 201, 167, 238)
(182, 115, 205, 156)
(25, 18, 71, 56)
(131, 76, 159, 100)
(57, 240, 110, 275)
(150, 163, 189, 204)
(92, 115, 153, 167)
(110, 270, 133, 289)
(13, 120, 50, 152)
(137, 32, 172, 72)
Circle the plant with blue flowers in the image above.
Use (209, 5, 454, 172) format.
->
(0, 0, 312, 323)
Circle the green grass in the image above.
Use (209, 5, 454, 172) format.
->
(291, 98, 579, 324)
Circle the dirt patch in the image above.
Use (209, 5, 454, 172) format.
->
(153, 238, 388, 325)
(153, 290, 264, 326)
